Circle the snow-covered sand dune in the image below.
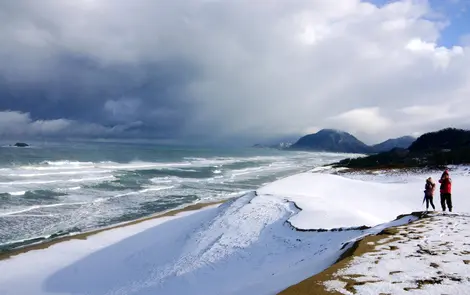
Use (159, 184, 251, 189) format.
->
(259, 173, 420, 230)
(0, 171, 469, 295)
(324, 213, 470, 294)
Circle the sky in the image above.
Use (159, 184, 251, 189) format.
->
(0, 0, 470, 145)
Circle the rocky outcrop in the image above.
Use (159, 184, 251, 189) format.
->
(13, 142, 29, 147)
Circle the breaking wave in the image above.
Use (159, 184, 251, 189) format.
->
(0, 145, 351, 252)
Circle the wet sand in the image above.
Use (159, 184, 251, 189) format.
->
(0, 201, 224, 262)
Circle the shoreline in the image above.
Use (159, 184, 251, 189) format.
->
(0, 200, 225, 262)
(2, 167, 468, 294)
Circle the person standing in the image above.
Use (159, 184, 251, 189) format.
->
(424, 177, 436, 211)
(439, 169, 452, 212)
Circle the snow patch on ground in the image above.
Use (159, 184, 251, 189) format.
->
(259, 173, 422, 230)
(324, 213, 470, 294)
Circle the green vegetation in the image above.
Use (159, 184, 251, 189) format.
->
(333, 128, 470, 169)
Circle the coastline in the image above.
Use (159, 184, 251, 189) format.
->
(2, 167, 469, 295)
(0, 161, 315, 263)
(0, 200, 225, 262)
(0, 163, 334, 262)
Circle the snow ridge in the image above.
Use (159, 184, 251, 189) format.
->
(167, 192, 290, 276)
(105, 191, 295, 294)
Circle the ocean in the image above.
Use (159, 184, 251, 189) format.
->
(0, 141, 350, 252)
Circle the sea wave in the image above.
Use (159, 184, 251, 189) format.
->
(93, 186, 176, 202)
(41, 160, 97, 166)
(0, 148, 353, 252)
(55, 186, 81, 192)
(150, 176, 214, 184)
(0, 202, 87, 217)
(9, 191, 26, 196)
(5, 155, 296, 174)
(0, 175, 115, 186)
(6, 170, 110, 177)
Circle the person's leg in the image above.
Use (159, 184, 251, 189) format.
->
(446, 193, 452, 212)
(425, 196, 429, 210)
(440, 193, 446, 211)
(430, 196, 435, 210)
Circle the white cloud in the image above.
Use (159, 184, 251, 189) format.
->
(0, 110, 131, 138)
(400, 104, 454, 118)
(406, 38, 438, 51)
(325, 107, 393, 142)
(0, 111, 69, 136)
(461, 34, 470, 46)
(1, 0, 470, 143)
(405, 38, 464, 68)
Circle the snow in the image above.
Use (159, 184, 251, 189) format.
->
(259, 172, 434, 230)
(0, 207, 218, 295)
(324, 213, 470, 294)
(0, 168, 469, 295)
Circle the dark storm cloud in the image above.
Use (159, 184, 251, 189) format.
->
(0, 0, 469, 144)
(0, 0, 203, 139)
(0, 52, 199, 138)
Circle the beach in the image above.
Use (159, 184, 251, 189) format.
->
(0, 200, 223, 262)
(1, 166, 469, 294)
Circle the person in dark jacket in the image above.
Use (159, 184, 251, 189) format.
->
(439, 169, 452, 212)
(424, 177, 436, 210)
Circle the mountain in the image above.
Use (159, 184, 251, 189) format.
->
(372, 136, 415, 153)
(408, 128, 470, 152)
(289, 129, 374, 154)
(333, 128, 470, 169)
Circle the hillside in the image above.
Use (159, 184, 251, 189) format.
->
(408, 128, 470, 152)
(289, 129, 374, 154)
(333, 128, 470, 169)
(372, 136, 415, 152)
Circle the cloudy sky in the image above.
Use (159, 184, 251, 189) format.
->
(0, 0, 469, 145)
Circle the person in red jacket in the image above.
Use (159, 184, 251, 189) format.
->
(439, 169, 452, 212)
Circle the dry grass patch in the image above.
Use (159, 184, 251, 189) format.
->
(277, 226, 409, 294)
(278, 215, 433, 295)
